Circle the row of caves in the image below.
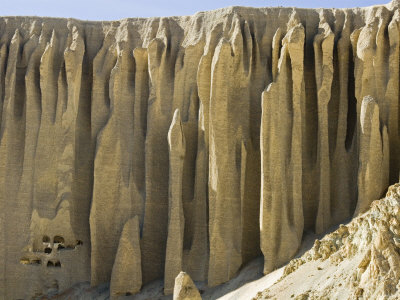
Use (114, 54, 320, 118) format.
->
(19, 235, 82, 269)
(1, 1, 400, 298)
(20, 258, 61, 267)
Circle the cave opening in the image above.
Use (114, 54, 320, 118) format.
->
(53, 236, 65, 244)
(19, 258, 30, 265)
(31, 259, 41, 265)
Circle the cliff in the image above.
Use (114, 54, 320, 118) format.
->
(0, 1, 399, 298)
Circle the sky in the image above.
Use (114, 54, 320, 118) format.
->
(1, 0, 389, 21)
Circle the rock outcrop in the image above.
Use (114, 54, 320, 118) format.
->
(164, 109, 186, 294)
(260, 11, 305, 275)
(0, 1, 400, 299)
(173, 272, 202, 300)
(355, 96, 389, 215)
(110, 216, 142, 298)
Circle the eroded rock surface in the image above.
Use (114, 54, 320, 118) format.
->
(0, 1, 400, 299)
(173, 272, 202, 300)
(256, 183, 400, 299)
(110, 216, 142, 298)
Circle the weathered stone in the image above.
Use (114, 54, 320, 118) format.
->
(355, 96, 389, 215)
(164, 109, 186, 294)
(110, 217, 142, 298)
(260, 13, 305, 274)
(173, 272, 201, 300)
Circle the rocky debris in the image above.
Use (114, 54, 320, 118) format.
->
(257, 183, 400, 299)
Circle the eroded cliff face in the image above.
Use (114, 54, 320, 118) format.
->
(0, 1, 399, 298)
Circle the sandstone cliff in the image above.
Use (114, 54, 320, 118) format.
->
(0, 1, 400, 298)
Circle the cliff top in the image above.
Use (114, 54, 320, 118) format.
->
(0, 1, 393, 23)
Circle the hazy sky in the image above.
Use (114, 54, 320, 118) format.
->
(1, 0, 389, 20)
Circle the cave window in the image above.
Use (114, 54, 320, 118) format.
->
(20, 258, 30, 265)
(44, 247, 52, 254)
(31, 259, 41, 265)
(42, 235, 50, 243)
(55, 261, 61, 268)
(53, 236, 65, 244)
(47, 261, 54, 267)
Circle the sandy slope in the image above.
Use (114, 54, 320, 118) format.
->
(253, 183, 400, 299)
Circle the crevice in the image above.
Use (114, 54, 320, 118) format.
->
(345, 48, 357, 151)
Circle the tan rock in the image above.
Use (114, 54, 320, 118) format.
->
(314, 14, 335, 234)
(90, 42, 142, 286)
(355, 96, 389, 215)
(173, 272, 201, 300)
(110, 217, 142, 298)
(260, 13, 305, 274)
(207, 37, 242, 286)
(164, 109, 186, 294)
